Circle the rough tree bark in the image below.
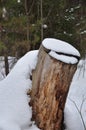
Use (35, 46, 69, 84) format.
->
(30, 41, 80, 130)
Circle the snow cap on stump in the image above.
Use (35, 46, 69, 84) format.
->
(42, 38, 80, 64)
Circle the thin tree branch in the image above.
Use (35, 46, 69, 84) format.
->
(68, 97, 86, 130)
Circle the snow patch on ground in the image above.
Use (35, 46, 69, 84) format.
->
(0, 50, 40, 130)
(64, 59, 86, 130)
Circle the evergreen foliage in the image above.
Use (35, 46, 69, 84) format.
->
(0, 0, 86, 58)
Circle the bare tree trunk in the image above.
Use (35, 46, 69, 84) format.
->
(25, 0, 35, 50)
(25, 0, 30, 50)
(4, 53, 9, 76)
(30, 43, 79, 130)
(40, 0, 43, 42)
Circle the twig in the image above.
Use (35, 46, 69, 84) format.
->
(68, 97, 86, 130)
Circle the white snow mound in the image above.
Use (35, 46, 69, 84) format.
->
(42, 38, 80, 64)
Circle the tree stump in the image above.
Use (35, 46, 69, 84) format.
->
(30, 38, 80, 130)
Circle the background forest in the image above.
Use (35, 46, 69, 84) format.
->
(0, 0, 86, 75)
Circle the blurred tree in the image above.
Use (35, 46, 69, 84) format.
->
(0, 0, 26, 75)
(0, 0, 86, 70)
(41, 0, 86, 57)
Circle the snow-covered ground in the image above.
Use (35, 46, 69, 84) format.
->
(64, 59, 86, 130)
(0, 51, 40, 130)
(0, 38, 86, 130)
